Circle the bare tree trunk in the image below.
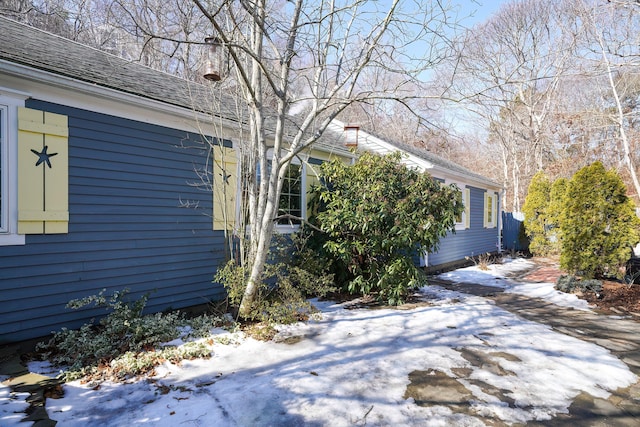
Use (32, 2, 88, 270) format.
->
(599, 43, 640, 201)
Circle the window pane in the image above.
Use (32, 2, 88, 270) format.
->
(455, 190, 462, 223)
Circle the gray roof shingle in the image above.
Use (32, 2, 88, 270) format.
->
(0, 16, 236, 119)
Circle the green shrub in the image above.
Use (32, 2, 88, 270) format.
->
(522, 171, 553, 256)
(546, 177, 568, 253)
(36, 289, 224, 381)
(308, 151, 463, 305)
(215, 234, 336, 325)
(555, 274, 602, 294)
(559, 162, 640, 279)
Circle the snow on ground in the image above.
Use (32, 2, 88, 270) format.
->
(2, 258, 636, 426)
(0, 385, 29, 426)
(437, 257, 593, 311)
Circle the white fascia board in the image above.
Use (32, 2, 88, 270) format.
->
(0, 60, 238, 137)
(330, 119, 501, 191)
(430, 165, 502, 191)
(329, 120, 433, 171)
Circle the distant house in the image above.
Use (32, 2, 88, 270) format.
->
(0, 17, 500, 344)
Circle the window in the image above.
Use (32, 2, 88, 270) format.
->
(484, 191, 498, 228)
(0, 91, 26, 245)
(262, 150, 306, 232)
(446, 181, 469, 231)
(276, 162, 302, 225)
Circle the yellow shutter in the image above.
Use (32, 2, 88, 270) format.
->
(492, 192, 498, 228)
(213, 145, 238, 230)
(483, 192, 489, 228)
(18, 107, 69, 234)
(464, 188, 471, 229)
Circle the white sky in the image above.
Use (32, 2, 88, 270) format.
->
(1, 257, 635, 426)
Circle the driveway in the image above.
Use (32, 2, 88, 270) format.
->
(433, 259, 640, 426)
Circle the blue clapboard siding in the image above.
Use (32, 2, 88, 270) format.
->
(428, 186, 500, 267)
(0, 100, 227, 343)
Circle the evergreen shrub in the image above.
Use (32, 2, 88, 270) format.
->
(522, 171, 552, 256)
(307, 151, 463, 305)
(559, 162, 640, 279)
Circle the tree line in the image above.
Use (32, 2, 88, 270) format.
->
(4, 0, 638, 209)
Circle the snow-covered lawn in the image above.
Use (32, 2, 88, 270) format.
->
(1, 258, 636, 426)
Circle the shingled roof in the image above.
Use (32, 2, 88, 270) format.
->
(0, 16, 237, 119)
(0, 17, 351, 154)
(375, 133, 501, 188)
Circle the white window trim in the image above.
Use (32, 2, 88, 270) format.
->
(266, 149, 307, 234)
(484, 191, 498, 229)
(446, 180, 469, 231)
(0, 89, 27, 246)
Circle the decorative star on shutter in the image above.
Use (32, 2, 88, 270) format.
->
(220, 170, 232, 185)
(31, 145, 58, 168)
(212, 145, 238, 231)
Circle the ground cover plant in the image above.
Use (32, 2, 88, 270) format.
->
(35, 289, 228, 381)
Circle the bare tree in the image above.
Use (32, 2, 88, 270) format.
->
(177, 0, 458, 316)
(0, 0, 72, 35)
(571, 0, 640, 203)
(446, 0, 578, 212)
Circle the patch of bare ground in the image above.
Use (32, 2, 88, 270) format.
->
(523, 257, 640, 319)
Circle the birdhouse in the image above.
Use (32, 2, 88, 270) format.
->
(344, 125, 359, 148)
(203, 36, 223, 81)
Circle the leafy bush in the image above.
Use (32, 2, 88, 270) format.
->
(559, 162, 640, 279)
(308, 151, 463, 305)
(36, 289, 224, 381)
(215, 234, 336, 325)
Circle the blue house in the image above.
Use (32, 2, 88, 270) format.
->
(0, 17, 243, 343)
(0, 18, 501, 344)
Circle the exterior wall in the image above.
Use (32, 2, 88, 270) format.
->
(0, 99, 226, 343)
(427, 186, 500, 268)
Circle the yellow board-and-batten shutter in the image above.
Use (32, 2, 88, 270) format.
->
(464, 188, 471, 229)
(17, 107, 69, 234)
(212, 144, 238, 231)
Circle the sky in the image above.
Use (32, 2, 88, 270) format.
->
(1, 257, 635, 426)
(457, 0, 509, 28)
